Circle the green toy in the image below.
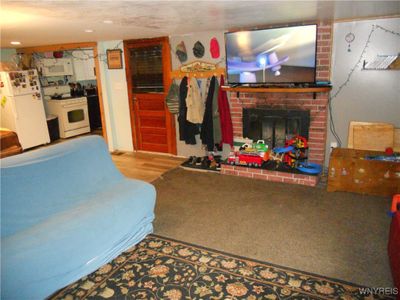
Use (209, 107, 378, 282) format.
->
(253, 140, 268, 153)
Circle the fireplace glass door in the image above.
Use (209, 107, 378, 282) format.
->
(243, 108, 310, 149)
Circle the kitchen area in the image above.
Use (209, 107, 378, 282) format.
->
(0, 47, 103, 156)
(35, 49, 102, 140)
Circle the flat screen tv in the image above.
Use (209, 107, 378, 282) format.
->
(225, 24, 317, 85)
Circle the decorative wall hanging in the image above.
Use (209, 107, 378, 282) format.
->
(180, 61, 217, 72)
(345, 32, 355, 52)
(210, 37, 220, 59)
(193, 41, 205, 58)
(53, 51, 63, 58)
(175, 41, 188, 63)
(106, 49, 123, 69)
(170, 60, 225, 79)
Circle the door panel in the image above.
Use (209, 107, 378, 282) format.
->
(138, 99, 165, 111)
(141, 133, 167, 144)
(139, 115, 166, 128)
(124, 37, 176, 154)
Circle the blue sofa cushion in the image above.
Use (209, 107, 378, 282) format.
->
(1, 136, 156, 299)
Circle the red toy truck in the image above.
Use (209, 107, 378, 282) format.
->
(227, 152, 264, 167)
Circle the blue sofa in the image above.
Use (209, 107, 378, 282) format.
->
(1, 136, 156, 299)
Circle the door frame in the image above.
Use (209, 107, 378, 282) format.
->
(123, 36, 177, 155)
(18, 42, 108, 143)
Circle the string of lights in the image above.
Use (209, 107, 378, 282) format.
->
(328, 24, 400, 147)
(31, 43, 120, 64)
(11, 40, 124, 69)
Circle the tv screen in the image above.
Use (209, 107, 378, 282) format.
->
(225, 24, 317, 85)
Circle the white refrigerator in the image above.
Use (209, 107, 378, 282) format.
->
(0, 69, 50, 149)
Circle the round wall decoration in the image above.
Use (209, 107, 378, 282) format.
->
(345, 32, 355, 52)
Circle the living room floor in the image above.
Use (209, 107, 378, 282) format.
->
(111, 151, 185, 182)
(113, 152, 393, 288)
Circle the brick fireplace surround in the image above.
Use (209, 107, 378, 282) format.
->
(221, 22, 332, 187)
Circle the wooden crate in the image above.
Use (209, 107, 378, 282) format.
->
(327, 148, 400, 196)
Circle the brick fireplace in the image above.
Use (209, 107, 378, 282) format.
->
(221, 22, 332, 186)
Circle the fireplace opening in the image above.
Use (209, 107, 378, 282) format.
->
(243, 107, 310, 149)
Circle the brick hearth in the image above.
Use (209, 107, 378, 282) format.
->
(221, 165, 319, 186)
(221, 22, 332, 187)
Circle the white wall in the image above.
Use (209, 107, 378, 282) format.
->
(97, 40, 133, 152)
(170, 30, 226, 157)
(170, 31, 226, 70)
(327, 17, 400, 163)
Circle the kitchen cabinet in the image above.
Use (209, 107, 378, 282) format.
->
(35, 58, 74, 76)
(72, 50, 96, 81)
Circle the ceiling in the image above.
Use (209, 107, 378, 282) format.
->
(1, 0, 399, 48)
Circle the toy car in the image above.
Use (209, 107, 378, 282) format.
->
(227, 152, 265, 167)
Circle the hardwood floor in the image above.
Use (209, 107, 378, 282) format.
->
(28, 134, 184, 183)
(111, 151, 185, 182)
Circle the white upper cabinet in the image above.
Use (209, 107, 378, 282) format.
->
(72, 50, 96, 81)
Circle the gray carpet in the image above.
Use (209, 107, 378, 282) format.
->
(152, 167, 393, 288)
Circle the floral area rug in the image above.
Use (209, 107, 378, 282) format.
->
(50, 234, 391, 300)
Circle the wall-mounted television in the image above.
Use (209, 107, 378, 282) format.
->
(225, 24, 317, 85)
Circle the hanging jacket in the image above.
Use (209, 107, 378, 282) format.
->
(200, 77, 210, 106)
(178, 76, 198, 145)
(201, 76, 216, 151)
(212, 78, 221, 145)
(185, 77, 204, 124)
(165, 79, 180, 114)
(218, 75, 234, 147)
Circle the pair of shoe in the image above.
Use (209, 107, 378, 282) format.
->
(188, 156, 202, 166)
(187, 156, 196, 165)
(201, 157, 210, 169)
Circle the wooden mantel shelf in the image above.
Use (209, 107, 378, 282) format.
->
(221, 86, 332, 93)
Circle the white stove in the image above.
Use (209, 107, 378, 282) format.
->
(46, 97, 90, 138)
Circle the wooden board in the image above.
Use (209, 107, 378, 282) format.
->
(348, 121, 394, 150)
(352, 124, 394, 151)
(394, 128, 400, 152)
(327, 148, 400, 196)
(170, 67, 225, 79)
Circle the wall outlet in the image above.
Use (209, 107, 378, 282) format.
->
(330, 142, 338, 149)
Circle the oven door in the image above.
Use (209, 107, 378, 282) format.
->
(60, 102, 90, 132)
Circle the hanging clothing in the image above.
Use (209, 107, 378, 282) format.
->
(178, 76, 198, 145)
(165, 79, 179, 114)
(185, 77, 204, 124)
(218, 75, 234, 147)
(212, 78, 221, 146)
(199, 77, 210, 106)
(201, 76, 217, 151)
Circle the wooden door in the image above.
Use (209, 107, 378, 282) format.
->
(124, 37, 176, 154)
